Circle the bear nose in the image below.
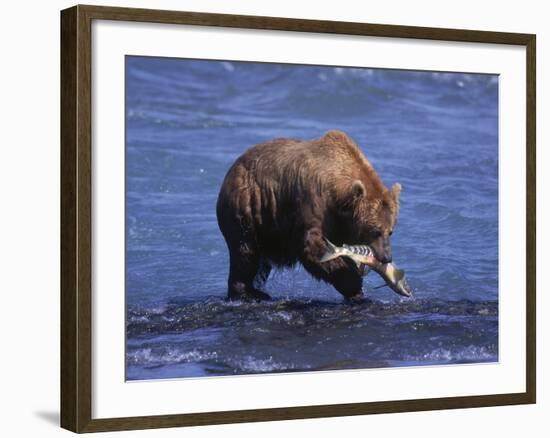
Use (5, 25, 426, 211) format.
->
(380, 254, 392, 264)
(379, 247, 392, 264)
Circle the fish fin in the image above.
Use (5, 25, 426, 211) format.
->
(319, 238, 339, 263)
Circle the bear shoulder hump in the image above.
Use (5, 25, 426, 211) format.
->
(319, 130, 363, 158)
(321, 130, 353, 143)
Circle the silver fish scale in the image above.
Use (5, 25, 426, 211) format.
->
(342, 244, 372, 256)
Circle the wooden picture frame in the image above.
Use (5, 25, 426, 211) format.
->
(61, 4, 536, 433)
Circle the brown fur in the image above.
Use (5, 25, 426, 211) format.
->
(216, 130, 401, 300)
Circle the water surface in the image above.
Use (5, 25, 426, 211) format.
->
(126, 57, 498, 380)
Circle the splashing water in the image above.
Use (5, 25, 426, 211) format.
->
(126, 57, 498, 380)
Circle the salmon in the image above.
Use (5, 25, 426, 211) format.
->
(320, 238, 412, 297)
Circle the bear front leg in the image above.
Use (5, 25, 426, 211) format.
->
(301, 228, 364, 300)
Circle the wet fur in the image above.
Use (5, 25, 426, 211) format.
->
(216, 130, 401, 300)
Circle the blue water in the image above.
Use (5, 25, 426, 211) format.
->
(125, 56, 498, 380)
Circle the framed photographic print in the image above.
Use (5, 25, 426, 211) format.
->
(60, 4, 536, 433)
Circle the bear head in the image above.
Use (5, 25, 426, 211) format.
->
(348, 180, 401, 264)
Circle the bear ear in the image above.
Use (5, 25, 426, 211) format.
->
(351, 180, 366, 201)
(392, 183, 402, 202)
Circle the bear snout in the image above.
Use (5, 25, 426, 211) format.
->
(370, 239, 392, 264)
(378, 253, 392, 264)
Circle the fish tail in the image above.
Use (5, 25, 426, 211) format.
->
(319, 238, 339, 263)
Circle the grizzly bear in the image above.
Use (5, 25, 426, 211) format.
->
(216, 130, 401, 301)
